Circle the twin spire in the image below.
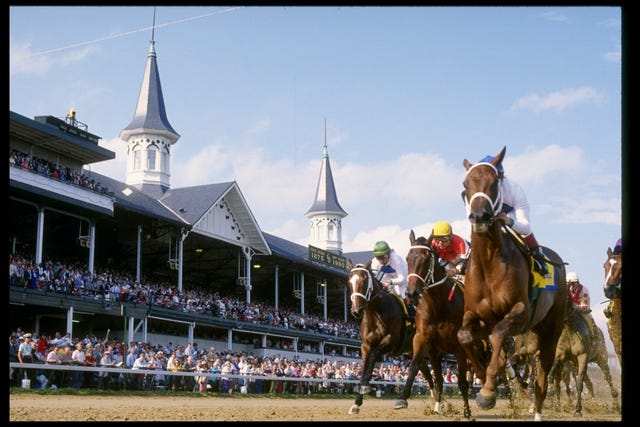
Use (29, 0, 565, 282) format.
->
(119, 10, 346, 253)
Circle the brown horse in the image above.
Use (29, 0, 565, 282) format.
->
(346, 260, 433, 415)
(457, 147, 568, 421)
(393, 231, 473, 418)
(549, 304, 619, 416)
(603, 247, 622, 368)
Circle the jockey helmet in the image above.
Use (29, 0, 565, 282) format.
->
(566, 271, 579, 283)
(433, 221, 451, 237)
(479, 155, 504, 172)
(373, 241, 391, 257)
(432, 221, 452, 237)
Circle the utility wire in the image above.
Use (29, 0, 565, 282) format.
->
(20, 6, 244, 59)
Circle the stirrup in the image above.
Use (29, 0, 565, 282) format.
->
(534, 260, 549, 276)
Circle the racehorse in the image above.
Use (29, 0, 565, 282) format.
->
(393, 231, 473, 418)
(603, 247, 622, 368)
(457, 147, 568, 421)
(346, 260, 433, 415)
(549, 303, 619, 416)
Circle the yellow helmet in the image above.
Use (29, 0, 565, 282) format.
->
(432, 221, 452, 237)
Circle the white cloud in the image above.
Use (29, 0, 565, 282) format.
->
(509, 87, 602, 114)
(9, 39, 94, 76)
(538, 11, 569, 23)
(90, 136, 127, 181)
(504, 144, 583, 183)
(603, 47, 621, 63)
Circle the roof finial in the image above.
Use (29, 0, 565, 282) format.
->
(151, 6, 156, 43)
(323, 118, 328, 154)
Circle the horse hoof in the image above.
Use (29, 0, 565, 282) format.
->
(534, 413, 543, 421)
(348, 405, 360, 415)
(476, 393, 496, 410)
(393, 399, 408, 409)
(574, 411, 582, 417)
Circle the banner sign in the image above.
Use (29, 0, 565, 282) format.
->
(308, 245, 348, 271)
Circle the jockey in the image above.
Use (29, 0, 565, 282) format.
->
(566, 271, 598, 337)
(370, 241, 414, 318)
(479, 155, 549, 276)
(430, 221, 470, 277)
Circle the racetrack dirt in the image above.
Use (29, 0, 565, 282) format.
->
(9, 389, 623, 422)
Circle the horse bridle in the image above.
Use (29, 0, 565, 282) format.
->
(349, 266, 375, 305)
(464, 162, 504, 221)
(407, 245, 448, 294)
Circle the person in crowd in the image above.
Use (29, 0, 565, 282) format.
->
(84, 348, 98, 388)
(429, 221, 470, 277)
(9, 334, 20, 387)
(99, 350, 117, 390)
(71, 342, 86, 388)
(566, 271, 599, 338)
(476, 154, 549, 276)
(182, 355, 198, 392)
(58, 345, 74, 387)
(370, 240, 414, 318)
(17, 333, 35, 387)
(131, 352, 149, 390)
(45, 343, 62, 388)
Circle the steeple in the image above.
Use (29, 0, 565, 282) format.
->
(305, 120, 347, 254)
(120, 8, 179, 199)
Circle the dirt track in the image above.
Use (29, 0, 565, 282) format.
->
(9, 392, 622, 422)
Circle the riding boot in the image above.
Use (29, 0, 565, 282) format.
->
(523, 233, 549, 276)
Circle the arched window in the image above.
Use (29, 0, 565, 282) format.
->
(147, 149, 156, 170)
(133, 149, 142, 171)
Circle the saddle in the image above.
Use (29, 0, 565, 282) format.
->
(501, 226, 559, 328)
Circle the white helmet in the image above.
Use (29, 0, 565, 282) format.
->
(566, 271, 579, 283)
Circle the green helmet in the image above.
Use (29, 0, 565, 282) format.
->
(373, 241, 391, 257)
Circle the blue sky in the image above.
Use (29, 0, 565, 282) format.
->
(10, 6, 622, 364)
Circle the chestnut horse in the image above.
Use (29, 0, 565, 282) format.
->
(393, 231, 473, 418)
(603, 247, 622, 368)
(457, 147, 568, 421)
(346, 260, 433, 415)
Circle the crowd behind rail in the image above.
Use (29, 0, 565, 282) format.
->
(10, 255, 471, 396)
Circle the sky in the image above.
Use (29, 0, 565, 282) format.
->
(9, 6, 623, 365)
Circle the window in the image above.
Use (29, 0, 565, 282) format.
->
(147, 149, 156, 170)
(133, 150, 141, 170)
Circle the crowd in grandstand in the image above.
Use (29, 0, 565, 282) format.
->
(9, 254, 360, 339)
(9, 149, 109, 195)
(9, 254, 470, 396)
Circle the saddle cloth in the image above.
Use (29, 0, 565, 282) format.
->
(531, 259, 558, 290)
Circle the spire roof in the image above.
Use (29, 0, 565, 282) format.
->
(120, 40, 179, 142)
(305, 141, 347, 218)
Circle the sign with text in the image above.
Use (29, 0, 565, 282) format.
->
(308, 245, 348, 271)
